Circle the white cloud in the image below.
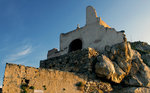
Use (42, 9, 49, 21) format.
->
(0, 85, 2, 88)
(11, 46, 31, 57)
(2, 45, 32, 64)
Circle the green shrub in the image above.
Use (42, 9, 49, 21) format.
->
(75, 82, 84, 87)
(75, 82, 85, 91)
(20, 83, 28, 90)
(29, 86, 34, 89)
(43, 85, 47, 90)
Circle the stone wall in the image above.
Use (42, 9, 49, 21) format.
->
(3, 63, 112, 93)
(41, 48, 100, 81)
(2, 63, 86, 93)
(47, 48, 61, 59)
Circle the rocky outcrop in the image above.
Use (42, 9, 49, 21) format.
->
(3, 41, 150, 93)
(39, 41, 150, 93)
(130, 41, 150, 67)
(94, 41, 150, 88)
(95, 42, 133, 83)
(95, 55, 116, 81)
(123, 50, 150, 88)
(142, 54, 150, 67)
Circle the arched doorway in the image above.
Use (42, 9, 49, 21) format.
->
(69, 39, 82, 52)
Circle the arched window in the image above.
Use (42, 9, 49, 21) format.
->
(69, 39, 82, 52)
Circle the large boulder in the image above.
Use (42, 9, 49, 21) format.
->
(109, 42, 133, 74)
(95, 55, 126, 83)
(95, 42, 133, 83)
(95, 55, 115, 79)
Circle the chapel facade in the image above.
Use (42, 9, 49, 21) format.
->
(47, 6, 125, 59)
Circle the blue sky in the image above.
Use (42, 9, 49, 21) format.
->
(0, 0, 150, 86)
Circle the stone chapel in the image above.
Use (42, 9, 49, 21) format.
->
(47, 6, 125, 59)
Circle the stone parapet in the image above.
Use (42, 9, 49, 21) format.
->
(40, 48, 98, 79)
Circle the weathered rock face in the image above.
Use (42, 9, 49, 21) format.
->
(130, 41, 150, 67)
(95, 55, 126, 83)
(123, 50, 150, 88)
(142, 54, 150, 67)
(107, 42, 133, 73)
(95, 42, 133, 83)
(95, 55, 116, 79)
